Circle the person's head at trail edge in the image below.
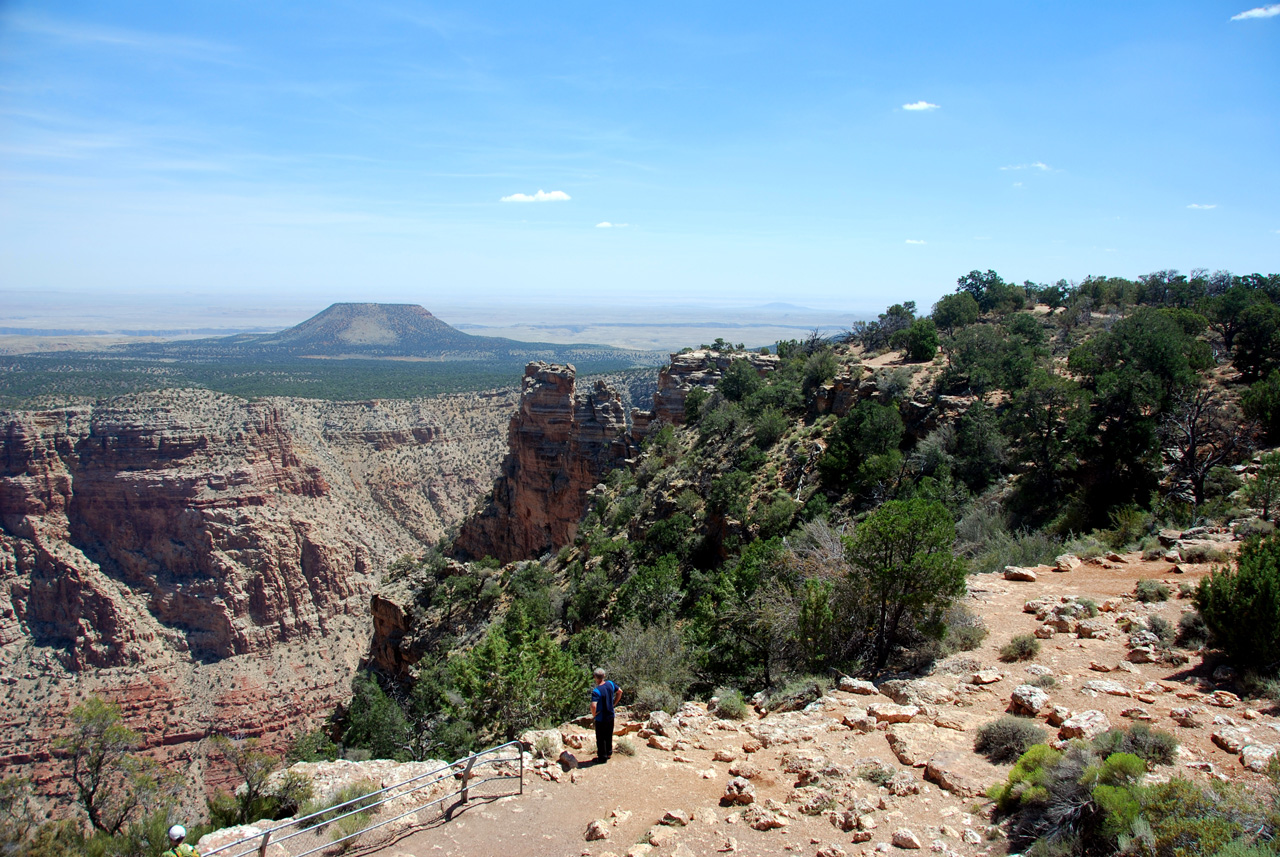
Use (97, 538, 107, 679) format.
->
(169, 825, 186, 844)
(593, 667, 606, 685)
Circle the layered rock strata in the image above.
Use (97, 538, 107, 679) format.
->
(0, 388, 515, 811)
(454, 363, 632, 563)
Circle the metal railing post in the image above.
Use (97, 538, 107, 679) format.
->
(257, 830, 271, 857)
(458, 756, 476, 804)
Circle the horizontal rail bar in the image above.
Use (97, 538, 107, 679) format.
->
(203, 741, 523, 857)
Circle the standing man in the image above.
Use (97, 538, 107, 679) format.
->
(590, 668, 622, 764)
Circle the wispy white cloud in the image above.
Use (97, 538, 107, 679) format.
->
(595, 221, 628, 228)
(9, 14, 238, 62)
(500, 189, 570, 202)
(1231, 4, 1280, 19)
(1000, 162, 1053, 171)
(905, 239, 926, 245)
(1187, 203, 1218, 209)
(973, 236, 992, 241)
(902, 101, 939, 111)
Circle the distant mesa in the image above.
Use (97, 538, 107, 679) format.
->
(252, 303, 476, 356)
(120, 302, 663, 365)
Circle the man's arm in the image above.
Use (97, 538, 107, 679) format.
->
(613, 684, 622, 706)
(591, 697, 598, 717)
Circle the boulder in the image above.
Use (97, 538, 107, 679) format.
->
(924, 752, 997, 797)
(1010, 684, 1049, 716)
(662, 809, 691, 826)
(1075, 619, 1112, 639)
(887, 723, 965, 767)
(886, 770, 922, 796)
(743, 806, 787, 831)
(647, 710, 681, 737)
(586, 820, 611, 841)
(1242, 744, 1278, 773)
(1128, 647, 1158, 664)
(722, 776, 756, 805)
(880, 678, 956, 707)
(868, 703, 919, 723)
(1047, 705, 1072, 727)
(971, 670, 1002, 685)
(198, 826, 286, 857)
(1212, 727, 1251, 755)
(842, 678, 880, 695)
(648, 735, 675, 751)
(1003, 566, 1038, 582)
(1083, 680, 1131, 697)
(843, 713, 878, 733)
(1060, 710, 1111, 740)
(892, 828, 923, 849)
(829, 809, 858, 832)
(1054, 554, 1082, 572)
(1171, 707, 1203, 728)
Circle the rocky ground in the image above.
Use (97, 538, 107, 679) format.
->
(205, 526, 1278, 857)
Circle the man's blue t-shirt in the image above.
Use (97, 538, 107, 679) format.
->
(592, 681, 618, 721)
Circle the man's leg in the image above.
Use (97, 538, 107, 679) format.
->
(595, 717, 614, 761)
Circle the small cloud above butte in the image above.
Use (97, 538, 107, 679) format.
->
(1187, 203, 1218, 210)
(902, 101, 939, 111)
(595, 221, 629, 228)
(905, 239, 926, 245)
(1231, 4, 1280, 19)
(1000, 162, 1053, 171)
(500, 189, 571, 202)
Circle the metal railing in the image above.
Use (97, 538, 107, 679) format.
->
(203, 741, 523, 857)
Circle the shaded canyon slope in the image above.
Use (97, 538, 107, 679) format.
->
(0, 387, 515, 806)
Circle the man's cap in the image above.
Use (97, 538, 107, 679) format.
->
(169, 824, 186, 841)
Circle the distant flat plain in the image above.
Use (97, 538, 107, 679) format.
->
(0, 291, 867, 354)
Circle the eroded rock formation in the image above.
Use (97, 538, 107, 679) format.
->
(0, 387, 515, 811)
(454, 363, 632, 563)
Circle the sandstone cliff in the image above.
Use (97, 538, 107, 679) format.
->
(0, 387, 515, 810)
(454, 363, 634, 563)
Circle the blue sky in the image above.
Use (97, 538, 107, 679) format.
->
(1, 1, 1277, 317)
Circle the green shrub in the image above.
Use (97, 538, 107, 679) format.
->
(1075, 597, 1100, 618)
(608, 618, 693, 705)
(1195, 534, 1280, 672)
(712, 687, 749, 720)
(615, 737, 636, 756)
(1135, 579, 1171, 603)
(1029, 674, 1056, 689)
(1183, 543, 1228, 564)
(1091, 724, 1179, 766)
(752, 406, 789, 448)
(1178, 611, 1210, 648)
(1146, 615, 1175, 644)
(944, 622, 989, 653)
(1000, 634, 1041, 662)
(975, 716, 1048, 763)
(763, 676, 830, 712)
(857, 760, 895, 786)
(631, 682, 679, 716)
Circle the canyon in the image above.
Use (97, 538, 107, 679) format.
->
(0, 387, 516, 809)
